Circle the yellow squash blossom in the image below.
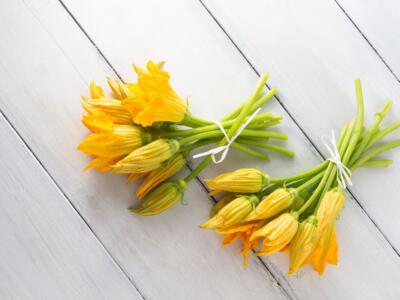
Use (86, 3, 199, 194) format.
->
(209, 193, 237, 218)
(311, 221, 338, 275)
(131, 180, 186, 216)
(136, 154, 186, 199)
(78, 125, 151, 158)
(245, 188, 295, 221)
(82, 103, 133, 125)
(84, 156, 122, 173)
(123, 61, 187, 127)
(89, 81, 105, 99)
(82, 112, 114, 133)
(205, 168, 269, 193)
(252, 212, 299, 256)
(199, 195, 259, 230)
(111, 139, 180, 174)
(217, 221, 262, 268)
(82, 80, 132, 125)
(288, 215, 319, 275)
(106, 77, 122, 99)
(316, 188, 345, 231)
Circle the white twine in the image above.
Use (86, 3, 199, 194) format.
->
(192, 108, 261, 164)
(322, 130, 352, 189)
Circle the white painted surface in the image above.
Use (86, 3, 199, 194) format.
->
(337, 0, 400, 79)
(0, 0, 400, 299)
(0, 116, 140, 299)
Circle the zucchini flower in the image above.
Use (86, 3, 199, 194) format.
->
(89, 81, 105, 99)
(209, 193, 237, 218)
(316, 188, 345, 231)
(252, 212, 299, 255)
(123, 61, 187, 127)
(78, 125, 151, 159)
(205, 168, 269, 194)
(245, 188, 295, 221)
(111, 139, 180, 174)
(84, 156, 122, 173)
(288, 215, 319, 275)
(217, 221, 263, 268)
(82, 112, 114, 133)
(199, 195, 259, 230)
(82, 88, 132, 125)
(310, 221, 338, 275)
(131, 180, 186, 216)
(136, 154, 186, 199)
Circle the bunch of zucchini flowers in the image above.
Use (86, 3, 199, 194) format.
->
(77, 61, 293, 215)
(200, 80, 400, 275)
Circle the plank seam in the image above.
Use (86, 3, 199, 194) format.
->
(333, 0, 400, 84)
(196, 0, 400, 259)
(54, 0, 296, 297)
(0, 109, 146, 300)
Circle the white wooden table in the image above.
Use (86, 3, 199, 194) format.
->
(1, 0, 400, 299)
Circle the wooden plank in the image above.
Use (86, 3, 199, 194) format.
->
(336, 0, 400, 80)
(200, 0, 400, 254)
(56, 0, 400, 298)
(0, 117, 141, 298)
(0, 0, 289, 299)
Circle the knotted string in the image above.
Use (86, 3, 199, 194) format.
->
(192, 108, 261, 164)
(322, 130, 352, 189)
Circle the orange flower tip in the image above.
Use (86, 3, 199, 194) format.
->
(198, 223, 208, 229)
(157, 61, 166, 68)
(208, 190, 221, 197)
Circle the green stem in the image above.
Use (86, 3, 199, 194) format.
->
(361, 159, 393, 168)
(184, 74, 269, 182)
(342, 79, 365, 165)
(178, 128, 287, 145)
(236, 138, 294, 157)
(231, 143, 269, 160)
(297, 164, 335, 215)
(269, 161, 328, 184)
(296, 172, 325, 194)
(348, 101, 392, 166)
(220, 86, 277, 121)
(351, 141, 400, 169)
(161, 113, 280, 138)
(366, 121, 400, 149)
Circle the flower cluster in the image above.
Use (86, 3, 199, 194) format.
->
(78, 61, 294, 215)
(200, 80, 400, 275)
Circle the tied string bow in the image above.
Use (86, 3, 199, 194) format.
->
(193, 108, 261, 164)
(322, 130, 352, 189)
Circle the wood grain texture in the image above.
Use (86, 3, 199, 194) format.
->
(0, 117, 141, 299)
(57, 0, 400, 298)
(201, 0, 400, 253)
(0, 1, 288, 299)
(336, 0, 400, 80)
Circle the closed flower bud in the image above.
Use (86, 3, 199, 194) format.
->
(316, 188, 345, 231)
(288, 215, 319, 275)
(136, 154, 186, 199)
(245, 188, 296, 221)
(205, 168, 269, 193)
(252, 212, 298, 255)
(199, 195, 259, 230)
(311, 221, 338, 275)
(78, 125, 151, 159)
(111, 139, 180, 174)
(209, 193, 237, 218)
(131, 180, 186, 216)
